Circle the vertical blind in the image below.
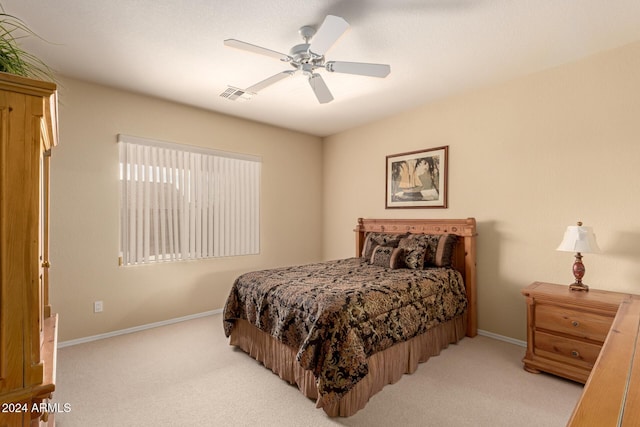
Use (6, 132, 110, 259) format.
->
(118, 135, 260, 265)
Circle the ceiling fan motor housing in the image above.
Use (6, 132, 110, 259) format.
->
(223, 15, 390, 104)
(289, 43, 325, 75)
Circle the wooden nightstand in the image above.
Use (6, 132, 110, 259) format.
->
(521, 282, 632, 383)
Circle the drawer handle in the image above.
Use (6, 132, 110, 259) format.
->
(572, 320, 580, 327)
(571, 350, 580, 358)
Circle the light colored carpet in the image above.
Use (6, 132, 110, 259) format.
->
(53, 314, 582, 426)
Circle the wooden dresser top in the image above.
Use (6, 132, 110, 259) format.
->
(522, 281, 631, 312)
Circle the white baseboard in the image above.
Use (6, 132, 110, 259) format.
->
(477, 329, 526, 347)
(58, 309, 222, 348)
(58, 311, 526, 350)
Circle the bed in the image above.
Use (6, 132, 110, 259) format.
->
(223, 218, 477, 417)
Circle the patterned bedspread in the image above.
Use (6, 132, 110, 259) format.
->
(223, 258, 467, 406)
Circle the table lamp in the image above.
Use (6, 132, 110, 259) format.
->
(556, 221, 601, 292)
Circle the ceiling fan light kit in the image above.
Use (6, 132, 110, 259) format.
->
(223, 15, 391, 104)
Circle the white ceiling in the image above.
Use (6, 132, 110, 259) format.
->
(4, 0, 640, 137)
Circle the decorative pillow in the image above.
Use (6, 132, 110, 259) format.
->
(398, 234, 458, 268)
(404, 246, 427, 270)
(361, 232, 408, 259)
(370, 245, 404, 269)
(425, 234, 458, 267)
(398, 237, 427, 269)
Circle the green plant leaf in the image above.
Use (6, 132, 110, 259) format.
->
(0, 5, 56, 81)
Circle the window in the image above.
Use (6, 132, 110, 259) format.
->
(118, 134, 260, 265)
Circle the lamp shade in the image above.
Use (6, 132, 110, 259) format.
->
(556, 225, 601, 254)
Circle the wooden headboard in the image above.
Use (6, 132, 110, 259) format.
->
(354, 218, 478, 337)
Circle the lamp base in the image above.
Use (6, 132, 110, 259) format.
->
(569, 252, 588, 291)
(569, 282, 589, 292)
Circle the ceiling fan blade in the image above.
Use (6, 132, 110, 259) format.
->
(246, 71, 295, 93)
(325, 61, 391, 78)
(224, 39, 292, 62)
(308, 15, 349, 57)
(308, 73, 334, 104)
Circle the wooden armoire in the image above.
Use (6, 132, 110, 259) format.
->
(0, 72, 59, 426)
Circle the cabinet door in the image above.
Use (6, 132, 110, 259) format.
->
(0, 94, 25, 394)
(0, 90, 45, 393)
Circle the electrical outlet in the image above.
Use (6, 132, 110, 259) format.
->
(94, 300, 103, 313)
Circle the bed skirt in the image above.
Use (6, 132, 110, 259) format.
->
(229, 313, 467, 417)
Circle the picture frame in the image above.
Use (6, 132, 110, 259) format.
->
(385, 146, 448, 209)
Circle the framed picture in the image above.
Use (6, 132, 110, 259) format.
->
(386, 146, 448, 208)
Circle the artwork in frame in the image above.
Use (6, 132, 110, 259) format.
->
(386, 146, 448, 208)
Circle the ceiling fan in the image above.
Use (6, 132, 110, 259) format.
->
(223, 15, 391, 104)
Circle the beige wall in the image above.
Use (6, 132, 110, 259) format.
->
(53, 41, 640, 344)
(51, 78, 323, 341)
(323, 41, 640, 341)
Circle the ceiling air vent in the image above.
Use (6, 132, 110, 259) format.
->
(220, 86, 254, 102)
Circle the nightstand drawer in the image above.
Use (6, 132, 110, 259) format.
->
(534, 331, 602, 369)
(535, 303, 613, 342)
